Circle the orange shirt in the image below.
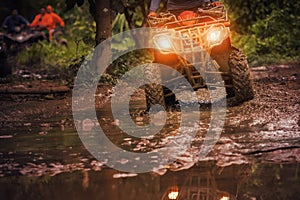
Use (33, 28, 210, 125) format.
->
(30, 13, 53, 30)
(48, 12, 64, 29)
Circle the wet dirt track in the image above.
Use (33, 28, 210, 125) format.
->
(223, 64, 300, 164)
(0, 65, 299, 200)
(0, 64, 299, 169)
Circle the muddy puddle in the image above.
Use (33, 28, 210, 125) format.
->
(0, 100, 299, 199)
(0, 120, 299, 200)
(1, 161, 299, 200)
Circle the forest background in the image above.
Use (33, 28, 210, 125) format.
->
(0, 0, 299, 83)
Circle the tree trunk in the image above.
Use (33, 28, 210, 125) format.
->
(95, 0, 112, 45)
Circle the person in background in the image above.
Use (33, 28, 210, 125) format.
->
(30, 7, 52, 40)
(2, 9, 29, 34)
(46, 5, 64, 30)
(46, 5, 65, 42)
(148, 0, 219, 17)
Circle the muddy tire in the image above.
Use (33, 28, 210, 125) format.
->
(53, 31, 68, 48)
(144, 63, 165, 110)
(58, 38, 68, 48)
(228, 47, 254, 106)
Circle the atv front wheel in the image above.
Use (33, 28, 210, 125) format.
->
(228, 47, 254, 105)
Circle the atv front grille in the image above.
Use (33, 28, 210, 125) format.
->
(148, 5, 229, 54)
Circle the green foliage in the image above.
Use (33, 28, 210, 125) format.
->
(64, 2, 96, 45)
(69, 49, 153, 86)
(225, 0, 300, 66)
(112, 13, 129, 34)
(15, 1, 96, 83)
(251, 7, 300, 63)
(17, 39, 92, 82)
(65, 0, 85, 10)
(14, 0, 300, 87)
(105, 49, 153, 83)
(112, 0, 151, 34)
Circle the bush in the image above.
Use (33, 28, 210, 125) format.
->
(225, 0, 300, 66)
(16, 39, 93, 86)
(17, 40, 92, 69)
(68, 49, 153, 86)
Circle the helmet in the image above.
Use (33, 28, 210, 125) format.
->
(46, 5, 53, 12)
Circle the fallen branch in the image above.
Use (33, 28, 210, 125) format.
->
(242, 145, 300, 155)
(0, 86, 70, 95)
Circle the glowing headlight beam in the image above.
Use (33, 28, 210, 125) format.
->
(207, 30, 221, 43)
(204, 25, 228, 47)
(154, 34, 174, 53)
(16, 35, 24, 42)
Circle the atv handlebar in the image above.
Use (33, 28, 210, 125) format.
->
(147, 4, 228, 28)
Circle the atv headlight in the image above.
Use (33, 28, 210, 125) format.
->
(153, 34, 175, 53)
(207, 30, 221, 43)
(16, 35, 24, 42)
(204, 25, 228, 47)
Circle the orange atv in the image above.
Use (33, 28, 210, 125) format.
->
(144, 3, 254, 109)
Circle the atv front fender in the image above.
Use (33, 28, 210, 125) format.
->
(153, 49, 181, 69)
(210, 37, 232, 73)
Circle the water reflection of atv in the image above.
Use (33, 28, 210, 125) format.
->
(160, 162, 252, 200)
(145, 3, 254, 109)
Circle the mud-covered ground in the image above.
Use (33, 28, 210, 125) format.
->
(212, 64, 300, 165)
(0, 64, 300, 200)
(0, 64, 299, 169)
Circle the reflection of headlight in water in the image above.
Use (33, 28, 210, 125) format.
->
(168, 191, 179, 200)
(220, 196, 230, 200)
(16, 35, 24, 41)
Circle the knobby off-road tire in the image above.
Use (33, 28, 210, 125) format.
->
(53, 31, 68, 48)
(228, 47, 254, 106)
(144, 63, 165, 110)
